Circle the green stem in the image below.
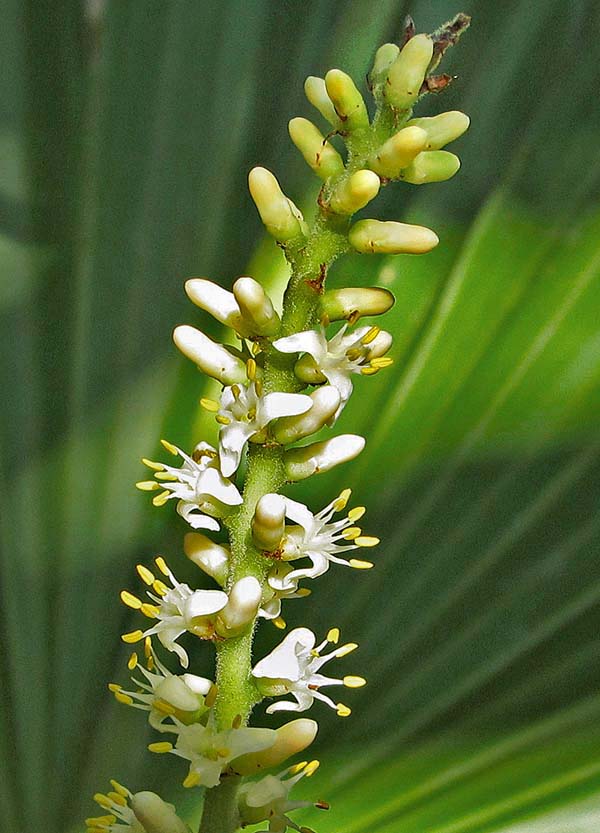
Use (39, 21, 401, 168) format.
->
(198, 777, 241, 833)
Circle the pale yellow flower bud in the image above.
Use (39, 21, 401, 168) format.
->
(400, 150, 461, 184)
(184, 532, 230, 586)
(407, 111, 470, 150)
(232, 718, 318, 775)
(304, 76, 339, 125)
(285, 434, 365, 481)
(130, 791, 189, 833)
(173, 325, 247, 385)
(232, 276, 280, 336)
(273, 385, 341, 444)
(349, 219, 438, 255)
(252, 493, 286, 551)
(385, 34, 433, 110)
(322, 286, 395, 322)
(184, 278, 247, 333)
(288, 117, 344, 180)
(328, 170, 380, 215)
(370, 42, 400, 83)
(368, 125, 427, 178)
(248, 167, 305, 242)
(216, 577, 262, 637)
(324, 69, 369, 131)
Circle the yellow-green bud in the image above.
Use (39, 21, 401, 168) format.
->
(232, 276, 280, 336)
(385, 34, 433, 110)
(329, 170, 380, 215)
(324, 69, 369, 131)
(368, 125, 427, 178)
(252, 493, 286, 551)
(349, 219, 439, 255)
(407, 111, 470, 149)
(321, 286, 395, 321)
(248, 167, 306, 242)
(288, 117, 344, 180)
(370, 42, 400, 83)
(273, 386, 341, 444)
(400, 150, 460, 184)
(285, 434, 365, 481)
(304, 76, 339, 125)
(232, 719, 319, 775)
(184, 532, 230, 586)
(130, 792, 189, 833)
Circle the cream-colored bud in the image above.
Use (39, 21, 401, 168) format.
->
(349, 219, 438, 255)
(293, 354, 327, 385)
(407, 111, 470, 149)
(325, 69, 369, 131)
(385, 34, 433, 110)
(370, 42, 400, 83)
(252, 493, 286, 551)
(184, 278, 246, 333)
(321, 286, 395, 321)
(216, 577, 262, 637)
(329, 170, 380, 215)
(184, 532, 230, 586)
(248, 167, 305, 242)
(173, 325, 247, 384)
(233, 276, 280, 336)
(273, 385, 341, 444)
(131, 792, 189, 833)
(232, 719, 319, 775)
(288, 117, 344, 180)
(304, 76, 339, 125)
(366, 329, 393, 359)
(368, 125, 427, 178)
(285, 434, 365, 481)
(400, 150, 460, 184)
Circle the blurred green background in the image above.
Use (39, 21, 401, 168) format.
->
(3, 1, 600, 831)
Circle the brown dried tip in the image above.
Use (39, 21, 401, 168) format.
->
(429, 13, 472, 73)
(420, 73, 455, 95)
(399, 15, 416, 48)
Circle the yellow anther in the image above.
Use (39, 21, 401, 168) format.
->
(154, 699, 176, 715)
(205, 684, 219, 709)
(154, 471, 178, 481)
(360, 366, 379, 376)
(155, 556, 170, 576)
(110, 780, 129, 798)
(345, 347, 362, 361)
(107, 683, 121, 692)
(336, 642, 358, 657)
(216, 747, 231, 758)
(327, 627, 340, 644)
(140, 603, 160, 618)
(231, 384, 241, 398)
(254, 378, 263, 396)
(252, 341, 261, 355)
(231, 714, 242, 729)
(333, 488, 352, 511)
(147, 655, 155, 671)
(120, 590, 142, 610)
(304, 760, 320, 777)
(86, 816, 117, 827)
(336, 703, 352, 717)
(144, 637, 152, 657)
(215, 415, 232, 425)
(371, 356, 393, 368)
(148, 741, 173, 754)
(341, 526, 361, 540)
(183, 771, 201, 789)
(273, 616, 287, 630)
(152, 579, 168, 596)
(136, 564, 155, 585)
(361, 325, 380, 345)
(152, 490, 171, 507)
(127, 653, 138, 670)
(107, 791, 127, 806)
(114, 691, 134, 706)
(246, 358, 257, 380)
(349, 559, 374, 569)
(297, 588, 312, 597)
(344, 675, 367, 688)
(347, 506, 366, 522)
(121, 630, 144, 644)
(355, 536, 379, 547)
(160, 439, 179, 455)
(289, 761, 308, 775)
(141, 457, 163, 471)
(135, 480, 160, 491)
(200, 397, 219, 412)
(93, 794, 112, 809)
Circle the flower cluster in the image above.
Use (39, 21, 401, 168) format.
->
(89, 14, 470, 833)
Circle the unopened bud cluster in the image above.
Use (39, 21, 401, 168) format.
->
(88, 14, 470, 833)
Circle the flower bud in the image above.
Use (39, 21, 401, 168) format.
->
(368, 125, 427, 178)
(385, 34, 433, 110)
(216, 577, 262, 637)
(288, 117, 344, 180)
(366, 329, 393, 359)
(184, 278, 246, 333)
(273, 386, 341, 444)
(252, 493, 286, 551)
(328, 170, 380, 215)
(130, 791, 189, 833)
(184, 532, 230, 586)
(285, 434, 365, 481)
(400, 151, 460, 184)
(248, 167, 306, 242)
(370, 42, 400, 84)
(324, 69, 369, 131)
(233, 276, 280, 336)
(321, 286, 395, 322)
(173, 325, 247, 385)
(349, 219, 438, 255)
(304, 76, 339, 125)
(407, 111, 470, 150)
(232, 718, 319, 775)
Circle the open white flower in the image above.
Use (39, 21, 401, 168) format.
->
(136, 440, 242, 531)
(273, 324, 393, 416)
(109, 639, 212, 732)
(252, 627, 365, 716)
(87, 781, 189, 833)
(121, 557, 229, 668)
(155, 718, 276, 789)
(217, 382, 312, 477)
(259, 562, 312, 623)
(238, 760, 328, 833)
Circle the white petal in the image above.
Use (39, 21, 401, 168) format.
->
(184, 589, 228, 620)
(265, 699, 306, 714)
(177, 502, 220, 531)
(219, 423, 254, 477)
(197, 467, 243, 506)
(281, 496, 316, 531)
(253, 628, 315, 682)
(273, 329, 327, 359)
(261, 392, 312, 423)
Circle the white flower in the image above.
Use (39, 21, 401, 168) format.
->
(273, 324, 393, 416)
(156, 717, 276, 789)
(87, 781, 189, 833)
(252, 627, 365, 716)
(136, 440, 242, 531)
(217, 382, 311, 477)
(259, 562, 312, 623)
(109, 639, 212, 732)
(238, 760, 328, 833)
(121, 557, 229, 668)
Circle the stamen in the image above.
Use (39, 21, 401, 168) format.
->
(140, 603, 160, 618)
(155, 556, 170, 576)
(360, 366, 379, 375)
(136, 564, 155, 585)
(327, 627, 340, 644)
(288, 761, 308, 775)
(93, 794, 112, 809)
(246, 358, 257, 380)
(370, 356, 393, 368)
(152, 490, 171, 507)
(254, 378, 263, 396)
(343, 675, 366, 688)
(144, 637, 152, 658)
(160, 439, 179, 455)
(341, 527, 361, 540)
(200, 397, 219, 412)
(205, 684, 218, 709)
(183, 772, 201, 789)
(110, 780, 129, 798)
(216, 415, 232, 425)
(361, 325, 380, 345)
(154, 699, 176, 715)
(346, 347, 362, 361)
(349, 558, 374, 569)
(135, 480, 160, 491)
(304, 760, 320, 777)
(127, 653, 138, 670)
(141, 457, 163, 471)
(107, 792, 127, 806)
(107, 683, 121, 692)
(120, 591, 142, 610)
(154, 471, 178, 481)
(355, 536, 379, 547)
(148, 741, 173, 754)
(336, 703, 352, 717)
(347, 506, 366, 522)
(333, 488, 351, 511)
(152, 579, 168, 596)
(114, 691, 134, 705)
(347, 310, 359, 325)
(121, 630, 144, 644)
(336, 642, 358, 657)
(231, 714, 242, 729)
(273, 616, 287, 629)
